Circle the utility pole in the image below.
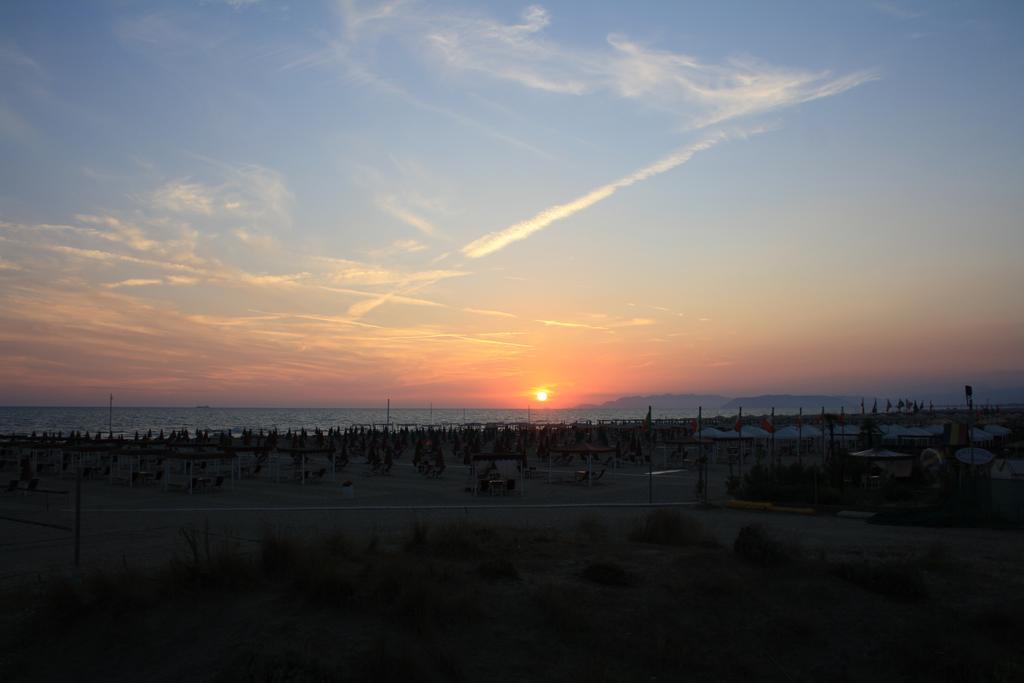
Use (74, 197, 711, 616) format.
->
(74, 454, 81, 570)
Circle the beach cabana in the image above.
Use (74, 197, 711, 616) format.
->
(471, 454, 523, 495)
(848, 447, 915, 480)
(547, 443, 615, 484)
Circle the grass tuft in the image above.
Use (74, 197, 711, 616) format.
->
(580, 561, 636, 587)
(477, 558, 519, 581)
(733, 525, 799, 567)
(629, 509, 707, 547)
(575, 514, 609, 543)
(830, 560, 929, 602)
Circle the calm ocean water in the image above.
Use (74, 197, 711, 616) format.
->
(0, 406, 734, 435)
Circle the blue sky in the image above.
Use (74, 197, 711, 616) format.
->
(1, 1, 1022, 406)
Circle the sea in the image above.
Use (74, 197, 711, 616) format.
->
(0, 406, 739, 435)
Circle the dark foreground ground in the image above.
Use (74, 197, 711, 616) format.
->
(1, 511, 1021, 683)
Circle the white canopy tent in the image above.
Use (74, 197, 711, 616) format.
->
(970, 428, 995, 443)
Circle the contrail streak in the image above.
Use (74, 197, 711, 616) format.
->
(461, 132, 727, 258)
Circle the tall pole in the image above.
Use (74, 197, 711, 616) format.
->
(108, 393, 113, 438)
(386, 398, 390, 433)
(820, 406, 826, 465)
(770, 406, 775, 467)
(74, 454, 81, 569)
(698, 405, 706, 503)
(797, 407, 803, 465)
(737, 406, 743, 479)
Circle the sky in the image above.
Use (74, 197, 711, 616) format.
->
(0, 0, 1022, 408)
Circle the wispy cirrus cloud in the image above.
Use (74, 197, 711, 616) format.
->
(105, 278, 162, 288)
(150, 164, 292, 227)
(376, 195, 437, 236)
(347, 4, 876, 130)
(464, 307, 516, 319)
(462, 132, 728, 258)
(537, 319, 609, 331)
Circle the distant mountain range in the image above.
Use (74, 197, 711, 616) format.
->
(575, 394, 730, 411)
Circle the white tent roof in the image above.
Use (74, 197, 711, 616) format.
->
(923, 424, 946, 435)
(697, 427, 727, 439)
(971, 428, 994, 443)
(740, 426, 771, 438)
(955, 447, 994, 465)
(983, 424, 1012, 437)
(773, 426, 802, 440)
(848, 448, 912, 459)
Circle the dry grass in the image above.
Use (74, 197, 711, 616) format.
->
(733, 524, 801, 567)
(4, 517, 1023, 683)
(628, 509, 709, 546)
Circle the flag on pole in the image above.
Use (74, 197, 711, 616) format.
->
(839, 407, 846, 426)
(860, 397, 864, 415)
(690, 419, 698, 433)
(734, 416, 743, 432)
(885, 399, 892, 413)
(642, 406, 652, 432)
(871, 398, 878, 414)
(760, 417, 775, 433)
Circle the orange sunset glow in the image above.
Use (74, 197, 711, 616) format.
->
(0, 1, 1021, 409)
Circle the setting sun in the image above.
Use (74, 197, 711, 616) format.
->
(535, 390, 549, 402)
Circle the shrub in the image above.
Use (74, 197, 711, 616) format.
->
(629, 509, 706, 547)
(580, 561, 636, 587)
(738, 463, 844, 505)
(733, 525, 799, 567)
(291, 562, 355, 608)
(830, 561, 929, 602)
(260, 529, 300, 578)
(169, 524, 255, 589)
(428, 521, 487, 559)
(534, 582, 588, 634)
(575, 514, 609, 543)
(477, 558, 519, 581)
(404, 520, 431, 552)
